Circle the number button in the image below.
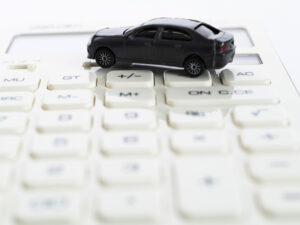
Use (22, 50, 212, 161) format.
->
(106, 70, 153, 88)
(22, 161, 87, 188)
(103, 108, 156, 130)
(98, 158, 161, 185)
(96, 190, 161, 222)
(36, 110, 92, 133)
(0, 112, 28, 134)
(101, 131, 158, 155)
(15, 192, 83, 224)
(31, 134, 89, 158)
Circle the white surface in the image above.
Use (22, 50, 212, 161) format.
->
(0, 0, 299, 94)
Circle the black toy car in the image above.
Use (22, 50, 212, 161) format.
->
(87, 18, 235, 76)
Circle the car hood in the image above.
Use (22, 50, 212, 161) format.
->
(95, 26, 130, 37)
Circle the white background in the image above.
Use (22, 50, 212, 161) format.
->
(0, 0, 299, 93)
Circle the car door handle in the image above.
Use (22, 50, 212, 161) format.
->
(175, 44, 182, 48)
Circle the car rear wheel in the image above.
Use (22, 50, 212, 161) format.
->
(95, 48, 115, 68)
(184, 56, 205, 77)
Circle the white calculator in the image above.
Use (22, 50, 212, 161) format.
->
(0, 21, 300, 225)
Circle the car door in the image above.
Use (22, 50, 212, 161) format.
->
(156, 27, 192, 66)
(124, 26, 158, 63)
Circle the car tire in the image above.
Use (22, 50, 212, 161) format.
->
(95, 48, 116, 68)
(184, 56, 205, 77)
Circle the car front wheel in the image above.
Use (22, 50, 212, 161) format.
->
(184, 56, 205, 77)
(95, 48, 115, 68)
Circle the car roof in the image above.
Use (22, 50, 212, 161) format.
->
(142, 17, 201, 29)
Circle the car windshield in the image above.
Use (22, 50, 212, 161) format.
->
(124, 25, 140, 35)
(195, 23, 220, 39)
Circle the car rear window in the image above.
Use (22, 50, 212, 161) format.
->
(161, 28, 191, 41)
(195, 24, 220, 39)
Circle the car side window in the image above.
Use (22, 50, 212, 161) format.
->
(161, 28, 191, 41)
(134, 28, 157, 39)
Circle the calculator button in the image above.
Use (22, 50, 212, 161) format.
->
(220, 68, 271, 86)
(233, 105, 289, 127)
(164, 70, 212, 87)
(0, 136, 21, 159)
(166, 86, 278, 106)
(31, 134, 89, 158)
(0, 112, 28, 134)
(103, 108, 156, 130)
(240, 129, 298, 153)
(82, 61, 98, 68)
(101, 131, 158, 155)
(0, 73, 40, 91)
(98, 158, 160, 185)
(4, 59, 37, 71)
(36, 110, 92, 133)
(168, 108, 223, 128)
(248, 156, 300, 182)
(0, 92, 34, 111)
(0, 164, 12, 190)
(15, 192, 83, 224)
(175, 158, 242, 219)
(22, 161, 87, 188)
(47, 72, 96, 90)
(258, 186, 300, 217)
(105, 88, 155, 107)
(42, 90, 94, 110)
(106, 70, 154, 88)
(170, 130, 227, 154)
(96, 190, 160, 222)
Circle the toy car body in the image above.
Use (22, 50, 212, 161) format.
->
(87, 18, 235, 76)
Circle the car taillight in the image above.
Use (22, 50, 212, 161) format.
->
(218, 43, 229, 53)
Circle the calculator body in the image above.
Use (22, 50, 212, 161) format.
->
(0, 21, 300, 225)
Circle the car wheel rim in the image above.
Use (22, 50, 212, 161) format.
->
(187, 60, 201, 75)
(98, 51, 112, 66)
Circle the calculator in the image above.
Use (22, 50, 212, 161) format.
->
(0, 21, 300, 225)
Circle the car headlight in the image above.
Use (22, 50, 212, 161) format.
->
(87, 35, 93, 46)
